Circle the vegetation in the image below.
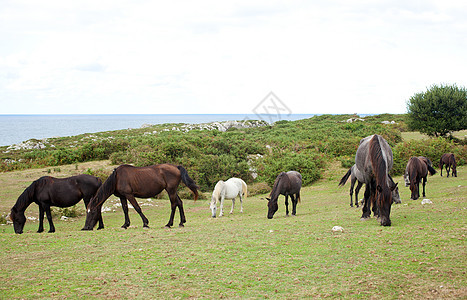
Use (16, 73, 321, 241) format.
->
(1, 114, 412, 191)
(406, 84, 467, 137)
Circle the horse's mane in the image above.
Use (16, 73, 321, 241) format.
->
(212, 180, 224, 200)
(369, 135, 390, 194)
(90, 169, 117, 208)
(269, 172, 288, 200)
(13, 177, 50, 212)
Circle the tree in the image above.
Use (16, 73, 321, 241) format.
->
(406, 84, 467, 137)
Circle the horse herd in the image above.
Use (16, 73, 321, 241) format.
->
(9, 135, 458, 234)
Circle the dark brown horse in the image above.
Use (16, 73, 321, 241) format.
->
(404, 156, 437, 200)
(355, 135, 398, 226)
(266, 171, 302, 219)
(82, 164, 199, 230)
(10, 174, 103, 234)
(440, 153, 457, 177)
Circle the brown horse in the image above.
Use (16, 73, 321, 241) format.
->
(440, 153, 457, 177)
(355, 135, 398, 226)
(266, 171, 302, 219)
(10, 175, 103, 234)
(82, 164, 199, 230)
(404, 156, 437, 200)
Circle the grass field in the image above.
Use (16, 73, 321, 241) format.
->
(0, 162, 466, 299)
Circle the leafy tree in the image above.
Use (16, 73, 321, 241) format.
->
(406, 84, 467, 137)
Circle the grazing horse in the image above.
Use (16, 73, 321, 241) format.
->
(440, 153, 457, 177)
(355, 135, 398, 226)
(210, 178, 247, 218)
(266, 171, 302, 219)
(339, 164, 401, 207)
(10, 175, 103, 234)
(404, 156, 437, 200)
(82, 164, 199, 230)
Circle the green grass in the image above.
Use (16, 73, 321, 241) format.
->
(0, 164, 465, 299)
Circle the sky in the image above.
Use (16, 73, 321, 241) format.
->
(1, 0, 466, 115)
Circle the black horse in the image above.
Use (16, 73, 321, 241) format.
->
(404, 156, 437, 200)
(266, 171, 302, 219)
(10, 174, 103, 234)
(440, 153, 457, 177)
(82, 164, 199, 230)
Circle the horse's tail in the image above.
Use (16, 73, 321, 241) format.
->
(296, 191, 301, 203)
(241, 179, 248, 199)
(451, 154, 457, 167)
(427, 164, 437, 176)
(178, 166, 199, 201)
(91, 169, 117, 208)
(338, 167, 352, 186)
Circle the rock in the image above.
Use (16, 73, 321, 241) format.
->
(332, 226, 344, 232)
(421, 199, 433, 205)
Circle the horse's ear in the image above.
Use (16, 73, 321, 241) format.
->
(264, 197, 271, 201)
(391, 183, 398, 191)
(376, 185, 383, 193)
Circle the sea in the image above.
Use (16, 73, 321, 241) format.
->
(0, 114, 316, 147)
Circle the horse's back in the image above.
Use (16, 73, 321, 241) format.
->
(355, 135, 393, 181)
(286, 171, 302, 192)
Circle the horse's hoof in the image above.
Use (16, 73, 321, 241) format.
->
(179, 224, 184, 228)
(143, 225, 150, 229)
(164, 225, 171, 229)
(121, 225, 128, 229)
(97, 226, 104, 230)
(212, 215, 216, 218)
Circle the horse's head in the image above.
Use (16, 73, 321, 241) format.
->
(82, 201, 101, 231)
(210, 194, 218, 218)
(266, 197, 278, 219)
(10, 207, 26, 234)
(376, 184, 394, 226)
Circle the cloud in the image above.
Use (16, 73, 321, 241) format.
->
(0, 1, 466, 114)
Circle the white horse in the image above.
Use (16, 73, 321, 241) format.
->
(210, 178, 247, 218)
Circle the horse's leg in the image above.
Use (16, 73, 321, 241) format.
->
(230, 198, 235, 214)
(349, 177, 356, 207)
(447, 164, 451, 177)
(291, 194, 297, 216)
(44, 205, 55, 233)
(126, 195, 149, 228)
(119, 197, 131, 229)
(176, 194, 186, 227)
(219, 195, 225, 217)
(422, 177, 427, 198)
(440, 162, 443, 176)
(37, 205, 45, 233)
(355, 182, 363, 208)
(361, 183, 371, 219)
(165, 188, 179, 228)
(239, 193, 243, 213)
(285, 195, 289, 216)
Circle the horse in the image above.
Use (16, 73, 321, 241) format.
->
(440, 153, 457, 177)
(82, 164, 199, 230)
(355, 134, 398, 226)
(10, 174, 103, 234)
(404, 156, 437, 200)
(210, 178, 247, 218)
(266, 171, 302, 219)
(339, 164, 401, 207)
